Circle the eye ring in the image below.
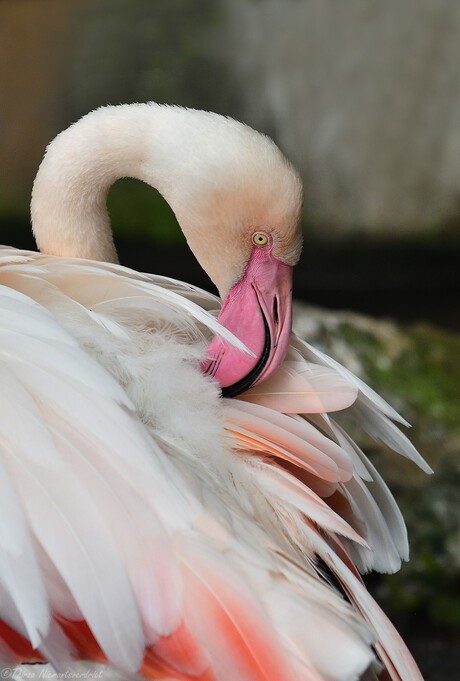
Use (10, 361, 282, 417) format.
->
(252, 231, 269, 247)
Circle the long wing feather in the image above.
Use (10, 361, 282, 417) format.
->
(292, 336, 409, 426)
(239, 352, 358, 415)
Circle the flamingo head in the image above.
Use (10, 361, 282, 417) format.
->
(201, 234, 296, 397)
(163, 111, 304, 397)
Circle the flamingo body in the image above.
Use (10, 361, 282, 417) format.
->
(0, 105, 429, 680)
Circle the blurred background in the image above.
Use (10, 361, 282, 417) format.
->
(1, 1, 459, 679)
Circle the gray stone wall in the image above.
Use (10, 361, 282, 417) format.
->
(224, 0, 460, 236)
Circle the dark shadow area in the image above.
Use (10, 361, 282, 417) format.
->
(294, 237, 460, 331)
(403, 630, 460, 681)
(364, 571, 460, 680)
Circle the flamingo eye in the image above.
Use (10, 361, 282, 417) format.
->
(252, 232, 269, 247)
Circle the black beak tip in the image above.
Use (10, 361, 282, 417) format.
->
(221, 314, 271, 398)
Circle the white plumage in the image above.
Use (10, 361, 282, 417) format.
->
(0, 104, 429, 681)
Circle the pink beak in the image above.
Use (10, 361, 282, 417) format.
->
(202, 246, 293, 397)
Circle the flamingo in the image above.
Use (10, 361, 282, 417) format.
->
(0, 103, 430, 681)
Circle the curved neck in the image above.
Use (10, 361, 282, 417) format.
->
(31, 104, 172, 262)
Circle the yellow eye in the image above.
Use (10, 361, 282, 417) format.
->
(252, 232, 269, 247)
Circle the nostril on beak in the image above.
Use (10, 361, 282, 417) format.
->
(273, 296, 279, 326)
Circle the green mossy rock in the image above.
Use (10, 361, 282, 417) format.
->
(293, 303, 460, 629)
